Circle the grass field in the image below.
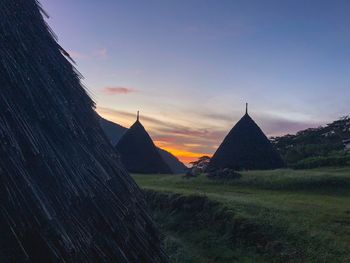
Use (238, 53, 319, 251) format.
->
(132, 167, 350, 262)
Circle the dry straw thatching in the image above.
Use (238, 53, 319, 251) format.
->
(0, 0, 167, 262)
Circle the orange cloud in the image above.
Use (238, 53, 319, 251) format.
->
(97, 105, 324, 165)
(101, 87, 137, 95)
(94, 48, 107, 58)
(97, 106, 224, 164)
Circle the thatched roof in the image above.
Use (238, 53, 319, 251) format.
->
(116, 115, 172, 174)
(208, 106, 284, 171)
(99, 116, 186, 173)
(0, 0, 167, 261)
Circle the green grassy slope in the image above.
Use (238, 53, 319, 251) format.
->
(133, 168, 350, 262)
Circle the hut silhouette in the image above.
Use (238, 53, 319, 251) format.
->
(0, 1, 166, 261)
(208, 104, 284, 171)
(116, 112, 172, 174)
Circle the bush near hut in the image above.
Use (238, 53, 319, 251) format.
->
(292, 152, 350, 169)
(207, 168, 242, 180)
(184, 156, 211, 178)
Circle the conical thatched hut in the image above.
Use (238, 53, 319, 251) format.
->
(116, 113, 172, 174)
(0, 1, 167, 262)
(208, 104, 284, 171)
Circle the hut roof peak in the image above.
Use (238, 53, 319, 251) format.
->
(116, 115, 172, 174)
(208, 103, 285, 171)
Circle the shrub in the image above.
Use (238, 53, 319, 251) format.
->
(292, 154, 350, 169)
(207, 168, 242, 180)
(183, 167, 201, 178)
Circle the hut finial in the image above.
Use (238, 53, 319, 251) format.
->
(137, 111, 139, 121)
(246, 103, 248, 115)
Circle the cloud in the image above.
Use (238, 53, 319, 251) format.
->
(258, 117, 324, 137)
(67, 50, 88, 59)
(193, 109, 325, 137)
(67, 48, 108, 60)
(96, 107, 218, 163)
(97, 107, 186, 130)
(101, 87, 137, 95)
(94, 48, 107, 58)
(200, 112, 236, 123)
(96, 106, 324, 164)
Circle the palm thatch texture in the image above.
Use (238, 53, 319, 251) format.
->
(0, 0, 167, 262)
(116, 114, 172, 174)
(208, 105, 284, 171)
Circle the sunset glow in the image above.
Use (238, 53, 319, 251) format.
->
(42, 0, 350, 164)
(96, 106, 322, 165)
(97, 107, 215, 164)
(154, 146, 212, 165)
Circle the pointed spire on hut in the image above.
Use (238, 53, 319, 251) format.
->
(208, 104, 284, 171)
(116, 114, 172, 174)
(137, 110, 140, 121)
(245, 102, 248, 115)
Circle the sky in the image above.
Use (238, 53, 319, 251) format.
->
(40, 0, 350, 164)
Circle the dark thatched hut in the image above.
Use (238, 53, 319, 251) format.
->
(208, 104, 284, 171)
(116, 113, 172, 174)
(0, 1, 167, 262)
(99, 116, 187, 173)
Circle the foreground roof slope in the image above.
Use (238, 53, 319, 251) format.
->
(0, 1, 167, 262)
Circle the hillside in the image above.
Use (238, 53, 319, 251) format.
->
(158, 147, 188, 174)
(133, 168, 350, 262)
(99, 116, 187, 173)
(272, 116, 350, 167)
(98, 116, 127, 145)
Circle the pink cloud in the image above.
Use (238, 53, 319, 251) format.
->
(94, 48, 107, 58)
(67, 48, 107, 60)
(101, 87, 137, 95)
(67, 50, 88, 59)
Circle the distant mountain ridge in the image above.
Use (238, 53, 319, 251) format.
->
(99, 117, 127, 145)
(99, 116, 187, 173)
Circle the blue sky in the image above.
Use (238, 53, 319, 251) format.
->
(40, 0, 350, 162)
